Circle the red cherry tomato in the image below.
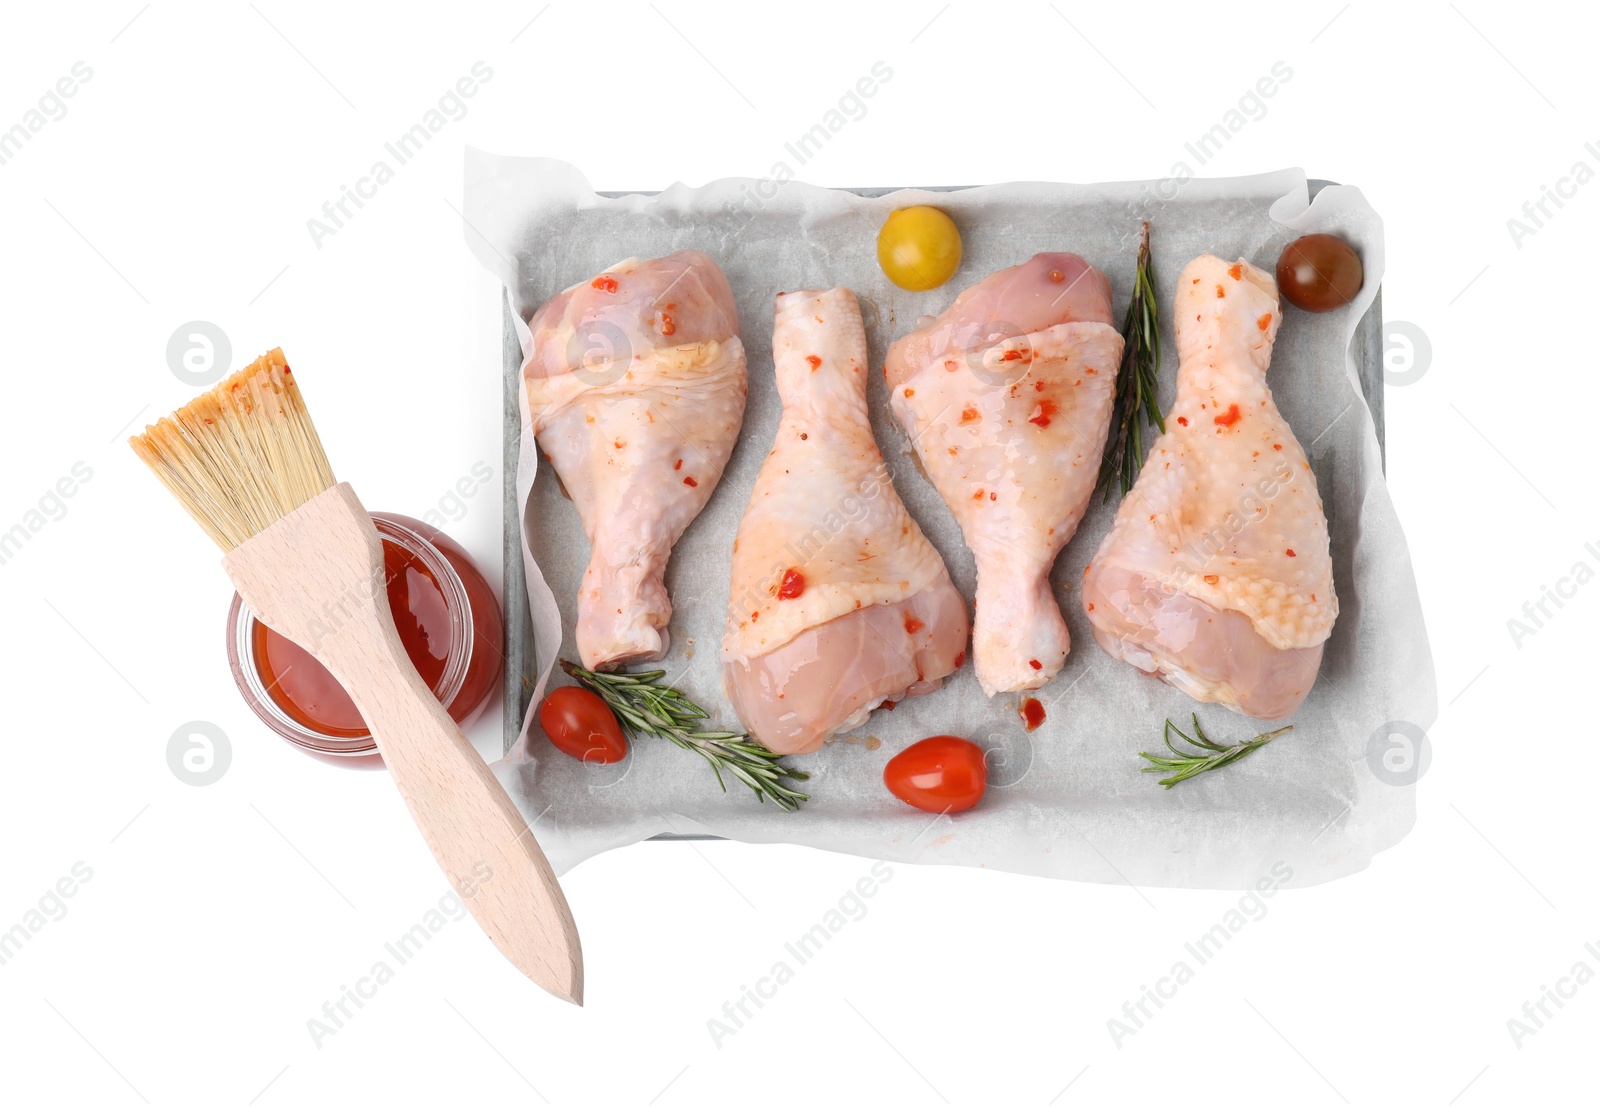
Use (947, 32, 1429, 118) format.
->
(883, 736, 988, 814)
(539, 686, 628, 764)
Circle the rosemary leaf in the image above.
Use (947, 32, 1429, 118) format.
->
(1139, 714, 1292, 789)
(560, 660, 811, 811)
(1098, 221, 1166, 501)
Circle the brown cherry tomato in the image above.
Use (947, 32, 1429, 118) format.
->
(883, 736, 988, 814)
(539, 686, 628, 764)
(1276, 233, 1363, 312)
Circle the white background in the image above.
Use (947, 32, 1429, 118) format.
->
(0, 2, 1592, 1105)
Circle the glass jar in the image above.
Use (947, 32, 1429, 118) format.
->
(227, 512, 503, 761)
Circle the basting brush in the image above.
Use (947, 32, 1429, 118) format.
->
(131, 348, 583, 1004)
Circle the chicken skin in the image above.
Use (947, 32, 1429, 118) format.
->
(524, 250, 747, 670)
(1082, 254, 1337, 719)
(722, 288, 968, 755)
(886, 253, 1125, 695)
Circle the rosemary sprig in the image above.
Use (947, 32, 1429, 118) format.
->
(1139, 714, 1292, 789)
(560, 660, 810, 812)
(1098, 221, 1165, 500)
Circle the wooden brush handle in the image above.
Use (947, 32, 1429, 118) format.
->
(224, 484, 582, 1003)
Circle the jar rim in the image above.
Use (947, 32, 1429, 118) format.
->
(226, 513, 476, 756)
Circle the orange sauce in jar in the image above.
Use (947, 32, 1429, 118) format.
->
(228, 513, 502, 758)
(251, 537, 453, 737)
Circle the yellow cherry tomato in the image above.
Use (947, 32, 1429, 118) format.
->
(877, 206, 962, 291)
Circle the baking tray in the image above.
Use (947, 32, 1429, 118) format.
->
(500, 180, 1386, 846)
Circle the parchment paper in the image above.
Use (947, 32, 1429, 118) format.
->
(463, 151, 1434, 889)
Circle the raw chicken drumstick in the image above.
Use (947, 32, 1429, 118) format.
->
(722, 288, 969, 755)
(1082, 254, 1337, 720)
(524, 250, 747, 670)
(886, 253, 1125, 696)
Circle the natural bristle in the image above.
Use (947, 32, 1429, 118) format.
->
(130, 349, 336, 550)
